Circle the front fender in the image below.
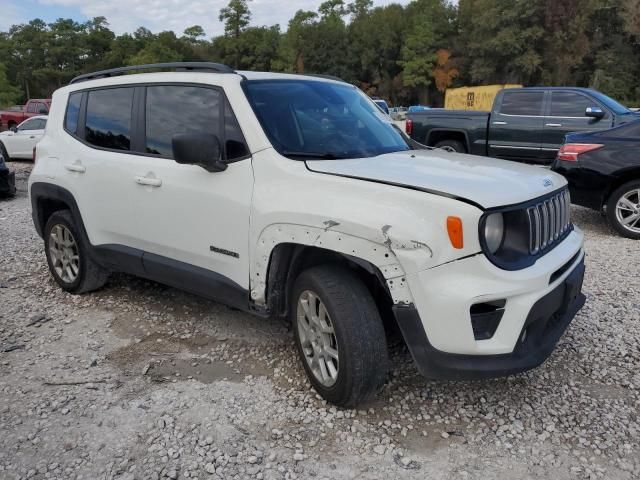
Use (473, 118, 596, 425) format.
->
(250, 223, 418, 306)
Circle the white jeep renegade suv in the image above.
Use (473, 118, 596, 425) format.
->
(29, 63, 586, 407)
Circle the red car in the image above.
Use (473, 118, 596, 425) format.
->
(0, 99, 51, 131)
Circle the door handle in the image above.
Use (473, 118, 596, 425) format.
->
(135, 176, 162, 187)
(64, 163, 86, 173)
(492, 121, 508, 125)
(545, 123, 563, 127)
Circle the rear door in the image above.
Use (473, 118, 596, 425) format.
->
(62, 87, 142, 256)
(541, 90, 613, 162)
(487, 90, 545, 162)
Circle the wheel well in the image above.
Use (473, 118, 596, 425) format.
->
(264, 244, 396, 328)
(36, 197, 70, 234)
(603, 171, 640, 207)
(426, 130, 468, 151)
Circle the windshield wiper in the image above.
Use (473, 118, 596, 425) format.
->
(281, 151, 347, 160)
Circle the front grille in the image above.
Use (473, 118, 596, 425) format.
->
(526, 189, 571, 255)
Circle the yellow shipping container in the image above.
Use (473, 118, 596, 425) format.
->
(445, 84, 523, 111)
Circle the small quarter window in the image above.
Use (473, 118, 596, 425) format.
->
(224, 99, 249, 160)
(85, 88, 134, 151)
(65, 92, 82, 135)
(499, 91, 544, 116)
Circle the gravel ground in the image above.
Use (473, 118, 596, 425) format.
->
(0, 161, 638, 480)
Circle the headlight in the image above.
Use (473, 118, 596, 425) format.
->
(483, 213, 504, 253)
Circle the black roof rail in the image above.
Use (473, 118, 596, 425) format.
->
(70, 62, 236, 84)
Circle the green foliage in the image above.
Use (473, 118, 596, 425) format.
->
(1, 0, 639, 106)
(0, 62, 21, 107)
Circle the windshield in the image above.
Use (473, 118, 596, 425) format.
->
(589, 90, 631, 115)
(244, 80, 410, 159)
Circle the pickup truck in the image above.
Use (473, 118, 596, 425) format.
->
(406, 87, 640, 164)
(0, 99, 51, 131)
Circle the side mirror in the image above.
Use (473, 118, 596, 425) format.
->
(10, 126, 17, 133)
(172, 133, 227, 172)
(585, 106, 605, 119)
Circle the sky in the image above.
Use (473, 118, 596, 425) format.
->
(0, 0, 413, 36)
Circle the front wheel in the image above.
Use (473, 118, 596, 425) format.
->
(606, 180, 640, 239)
(290, 265, 389, 407)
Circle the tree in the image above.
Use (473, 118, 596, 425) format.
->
(541, 0, 597, 85)
(183, 25, 205, 43)
(348, 0, 373, 19)
(219, 0, 251, 38)
(219, 0, 252, 68)
(457, 0, 545, 85)
(0, 62, 21, 107)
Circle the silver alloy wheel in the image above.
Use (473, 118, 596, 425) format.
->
(296, 290, 339, 387)
(615, 189, 640, 233)
(48, 224, 80, 283)
(439, 146, 456, 152)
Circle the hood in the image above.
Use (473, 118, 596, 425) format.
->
(306, 149, 567, 209)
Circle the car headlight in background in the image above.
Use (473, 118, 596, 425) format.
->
(483, 213, 504, 253)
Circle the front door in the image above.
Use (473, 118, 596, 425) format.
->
(540, 91, 614, 162)
(130, 84, 253, 292)
(487, 90, 545, 162)
(9, 117, 46, 157)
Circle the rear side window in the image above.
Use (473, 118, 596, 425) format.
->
(499, 91, 544, 116)
(65, 92, 82, 135)
(85, 88, 134, 151)
(550, 92, 595, 117)
(27, 102, 37, 113)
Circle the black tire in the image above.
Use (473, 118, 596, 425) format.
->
(290, 265, 389, 407)
(44, 210, 109, 293)
(606, 180, 640, 239)
(434, 139, 466, 153)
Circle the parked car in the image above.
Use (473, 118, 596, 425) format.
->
(407, 105, 430, 113)
(552, 120, 640, 239)
(0, 99, 51, 132)
(372, 98, 390, 114)
(406, 87, 639, 164)
(389, 106, 408, 121)
(0, 150, 16, 197)
(29, 62, 585, 406)
(0, 116, 47, 160)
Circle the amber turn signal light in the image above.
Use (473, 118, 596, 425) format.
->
(447, 216, 464, 249)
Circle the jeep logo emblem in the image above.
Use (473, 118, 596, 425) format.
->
(543, 178, 553, 188)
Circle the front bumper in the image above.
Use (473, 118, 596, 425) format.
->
(0, 170, 16, 197)
(395, 256, 585, 379)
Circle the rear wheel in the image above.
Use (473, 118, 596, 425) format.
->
(44, 210, 109, 293)
(606, 180, 640, 239)
(290, 265, 389, 407)
(434, 139, 466, 153)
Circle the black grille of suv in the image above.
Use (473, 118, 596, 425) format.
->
(526, 189, 571, 255)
